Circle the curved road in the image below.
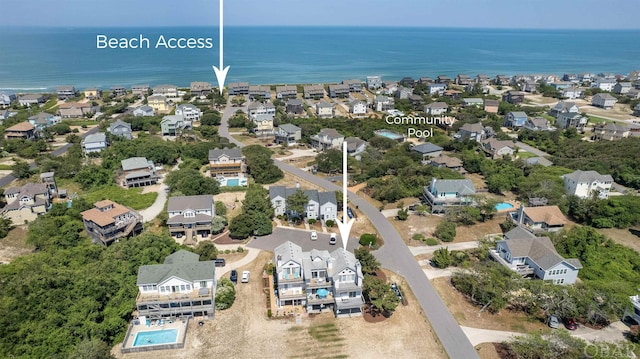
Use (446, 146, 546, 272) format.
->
(219, 100, 479, 359)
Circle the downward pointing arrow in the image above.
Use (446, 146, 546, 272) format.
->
(212, 0, 230, 94)
(335, 141, 354, 250)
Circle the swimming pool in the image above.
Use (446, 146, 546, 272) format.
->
(495, 202, 515, 211)
(133, 329, 178, 347)
(226, 178, 239, 186)
(374, 129, 404, 140)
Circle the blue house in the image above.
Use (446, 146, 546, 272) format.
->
(28, 112, 59, 133)
(505, 111, 528, 128)
(422, 178, 476, 213)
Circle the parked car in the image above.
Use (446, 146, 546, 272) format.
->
(230, 269, 238, 284)
(329, 233, 337, 245)
(310, 230, 318, 240)
(564, 318, 578, 330)
(347, 207, 354, 219)
(547, 315, 560, 329)
(214, 258, 226, 267)
(391, 283, 404, 302)
(241, 270, 250, 283)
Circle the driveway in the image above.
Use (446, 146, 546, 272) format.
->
(138, 182, 168, 222)
(248, 227, 358, 253)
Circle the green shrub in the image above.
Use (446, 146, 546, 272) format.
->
(237, 246, 244, 253)
(435, 221, 456, 242)
(325, 219, 335, 227)
(224, 249, 231, 254)
(215, 278, 236, 310)
(308, 218, 316, 225)
(412, 233, 425, 242)
(425, 238, 439, 246)
(359, 233, 376, 246)
(267, 309, 272, 318)
(432, 247, 453, 268)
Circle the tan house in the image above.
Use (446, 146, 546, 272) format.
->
(481, 138, 516, 159)
(58, 102, 98, 118)
(428, 154, 466, 173)
(81, 200, 143, 245)
(121, 157, 158, 188)
(83, 88, 101, 99)
(5, 121, 36, 140)
(484, 99, 499, 113)
(208, 148, 246, 180)
(1, 183, 50, 225)
(593, 123, 630, 141)
(147, 94, 171, 113)
(509, 205, 567, 233)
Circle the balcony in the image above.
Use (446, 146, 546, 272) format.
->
(278, 272, 304, 283)
(307, 277, 332, 289)
(277, 289, 306, 300)
(489, 250, 535, 277)
(137, 287, 212, 303)
(307, 292, 334, 305)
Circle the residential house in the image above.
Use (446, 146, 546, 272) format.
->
(592, 79, 616, 92)
(550, 82, 574, 90)
(366, 76, 382, 90)
(475, 74, 490, 85)
(424, 102, 448, 115)
(563, 170, 613, 199)
(161, 115, 186, 136)
(455, 74, 471, 85)
(249, 85, 271, 101)
(489, 229, 582, 284)
(228, 82, 249, 95)
(208, 148, 246, 181)
(135, 250, 217, 320)
(300, 247, 334, 315)
(276, 85, 298, 99)
(252, 114, 275, 137)
(316, 101, 335, 118)
(591, 93, 617, 109)
(18, 94, 47, 107)
(436, 75, 452, 84)
(523, 117, 553, 131)
(345, 137, 367, 156)
(303, 85, 325, 99)
(423, 178, 476, 213)
(504, 111, 528, 128)
(273, 241, 306, 309)
(286, 99, 305, 115)
(556, 112, 588, 130)
(83, 88, 101, 99)
(190, 81, 212, 97)
(329, 248, 365, 317)
(400, 77, 415, 87)
(613, 82, 632, 94)
(411, 142, 443, 159)
(81, 132, 108, 154)
(269, 186, 337, 221)
(5, 122, 36, 140)
(329, 84, 349, 98)
(342, 79, 363, 92)
(484, 99, 499, 114)
(28, 112, 58, 133)
(578, 73, 595, 83)
(418, 77, 433, 85)
(1, 183, 50, 225)
(349, 100, 367, 115)
(444, 89, 463, 100)
(549, 101, 579, 118)
(494, 75, 511, 85)
(132, 105, 154, 117)
(627, 89, 640, 100)
(167, 195, 215, 243)
(0, 109, 16, 121)
(311, 128, 344, 151)
(462, 98, 484, 107)
(560, 87, 584, 99)
(147, 95, 171, 113)
(131, 84, 150, 97)
(427, 83, 446, 95)
(395, 86, 413, 100)
(563, 74, 578, 82)
(57, 85, 77, 100)
(153, 84, 179, 98)
(39, 171, 57, 196)
(409, 93, 424, 105)
(481, 138, 516, 159)
(382, 81, 398, 96)
(509, 205, 567, 233)
(176, 104, 203, 123)
(521, 81, 539, 93)
(81, 200, 143, 245)
(275, 124, 302, 146)
(456, 122, 486, 142)
(121, 157, 159, 188)
(593, 123, 630, 141)
(108, 119, 133, 140)
(58, 102, 98, 118)
(110, 86, 127, 97)
(0, 92, 16, 107)
(373, 95, 394, 112)
(502, 90, 526, 104)
(428, 154, 465, 173)
(634, 103, 640, 117)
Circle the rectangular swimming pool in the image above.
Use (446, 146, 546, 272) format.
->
(226, 178, 239, 186)
(133, 329, 178, 347)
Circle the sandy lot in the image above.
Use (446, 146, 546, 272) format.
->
(596, 227, 640, 254)
(114, 251, 446, 359)
(0, 226, 32, 263)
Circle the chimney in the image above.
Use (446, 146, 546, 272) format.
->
(518, 205, 525, 224)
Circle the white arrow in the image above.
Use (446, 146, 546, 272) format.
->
(212, 0, 230, 95)
(335, 141, 355, 250)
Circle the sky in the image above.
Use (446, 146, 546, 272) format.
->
(2, 0, 639, 29)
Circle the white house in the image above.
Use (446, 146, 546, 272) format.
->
(349, 100, 367, 115)
(311, 128, 344, 151)
(424, 102, 448, 115)
(427, 83, 446, 95)
(456, 123, 486, 142)
(560, 87, 584, 100)
(175, 104, 203, 122)
(592, 79, 616, 92)
(269, 186, 337, 221)
(316, 101, 335, 118)
(563, 170, 614, 199)
(81, 132, 107, 154)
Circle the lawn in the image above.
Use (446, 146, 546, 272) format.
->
(62, 119, 99, 127)
(83, 185, 157, 210)
(516, 151, 537, 160)
(587, 115, 613, 124)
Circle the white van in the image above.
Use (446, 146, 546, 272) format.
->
(329, 233, 337, 245)
(310, 231, 318, 240)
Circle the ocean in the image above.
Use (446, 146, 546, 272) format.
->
(0, 26, 639, 91)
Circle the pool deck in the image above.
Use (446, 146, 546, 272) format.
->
(121, 319, 188, 353)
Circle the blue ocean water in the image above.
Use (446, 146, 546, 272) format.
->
(0, 26, 638, 91)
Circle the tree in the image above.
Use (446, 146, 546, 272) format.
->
(434, 221, 456, 242)
(11, 160, 33, 179)
(315, 149, 343, 173)
(432, 247, 453, 268)
(355, 247, 380, 275)
(358, 233, 377, 247)
(200, 111, 221, 126)
(165, 168, 220, 196)
(242, 145, 284, 184)
(242, 184, 274, 218)
(69, 338, 114, 359)
(215, 201, 227, 217)
(231, 96, 246, 107)
(210, 216, 227, 234)
(445, 206, 481, 225)
(215, 278, 236, 310)
(285, 189, 309, 221)
(0, 217, 14, 238)
(363, 276, 400, 316)
(194, 241, 218, 260)
(396, 208, 409, 221)
(228, 213, 254, 239)
(75, 165, 113, 190)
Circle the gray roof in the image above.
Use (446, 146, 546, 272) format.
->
(28, 112, 54, 122)
(462, 98, 484, 104)
(528, 117, 549, 128)
(125, 170, 153, 179)
(525, 157, 553, 167)
(302, 249, 331, 280)
(177, 103, 198, 111)
(109, 119, 132, 132)
(509, 111, 527, 118)
(121, 157, 150, 171)
(318, 191, 337, 206)
(429, 179, 476, 195)
(278, 123, 301, 134)
(459, 122, 485, 133)
(166, 213, 212, 225)
(275, 241, 303, 268)
(286, 99, 303, 106)
(328, 248, 362, 283)
(248, 102, 275, 111)
(137, 250, 214, 285)
(3, 182, 48, 197)
(147, 94, 166, 101)
(594, 93, 616, 100)
(425, 102, 448, 110)
(208, 147, 243, 161)
(57, 85, 75, 92)
(317, 128, 343, 140)
(412, 142, 443, 154)
(316, 101, 334, 108)
(269, 186, 336, 206)
(504, 225, 535, 240)
(564, 170, 613, 183)
(168, 195, 214, 212)
(501, 237, 581, 271)
(161, 115, 183, 125)
(83, 132, 106, 144)
(344, 137, 366, 152)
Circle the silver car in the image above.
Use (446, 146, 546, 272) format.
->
(547, 315, 560, 329)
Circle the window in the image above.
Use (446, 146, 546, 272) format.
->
(186, 284, 191, 291)
(349, 291, 358, 298)
(180, 285, 186, 291)
(160, 286, 165, 293)
(200, 281, 207, 288)
(152, 284, 157, 290)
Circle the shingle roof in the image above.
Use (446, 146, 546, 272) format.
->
(425, 102, 448, 110)
(278, 123, 301, 134)
(5, 122, 35, 132)
(109, 119, 132, 132)
(208, 147, 243, 161)
(523, 206, 567, 226)
(81, 201, 135, 227)
(137, 250, 214, 285)
(82, 132, 106, 144)
(564, 170, 613, 183)
(459, 122, 484, 133)
(412, 142, 443, 154)
(430, 179, 475, 195)
(167, 195, 213, 212)
(504, 225, 536, 240)
(430, 154, 463, 168)
(121, 157, 150, 171)
(275, 241, 303, 267)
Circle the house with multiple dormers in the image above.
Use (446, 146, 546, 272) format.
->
(228, 82, 249, 95)
(509, 205, 567, 233)
(5, 122, 36, 140)
(161, 115, 186, 136)
(505, 111, 528, 128)
(121, 157, 159, 188)
(563, 170, 613, 199)
(311, 128, 344, 151)
(455, 122, 486, 142)
(591, 93, 617, 109)
(349, 100, 367, 115)
(248, 102, 276, 119)
(133, 104, 154, 117)
(592, 78, 616, 92)
(592, 123, 630, 141)
(175, 104, 203, 123)
(208, 148, 247, 185)
(190, 81, 212, 97)
(269, 186, 337, 221)
(81, 132, 108, 154)
(56, 85, 77, 100)
(422, 178, 476, 213)
(252, 114, 275, 137)
(275, 123, 302, 146)
(153, 84, 179, 98)
(58, 102, 98, 119)
(273, 241, 364, 317)
(424, 102, 448, 115)
(481, 138, 516, 159)
(489, 227, 582, 285)
(249, 85, 271, 101)
(147, 94, 171, 113)
(276, 85, 298, 99)
(108, 119, 133, 140)
(136, 250, 217, 320)
(303, 85, 325, 99)
(1, 182, 50, 225)
(315, 101, 335, 118)
(167, 195, 215, 243)
(81, 200, 143, 245)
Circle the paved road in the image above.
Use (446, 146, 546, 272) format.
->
(218, 99, 479, 358)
